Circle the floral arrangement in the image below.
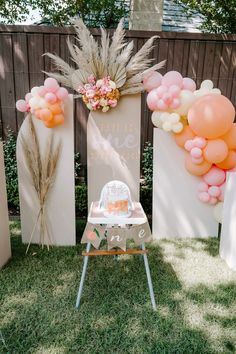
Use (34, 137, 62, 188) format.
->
(144, 70, 236, 222)
(16, 78, 69, 128)
(44, 18, 165, 112)
(78, 75, 120, 112)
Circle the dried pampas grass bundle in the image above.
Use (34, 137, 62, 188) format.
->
(44, 18, 165, 96)
(21, 114, 61, 253)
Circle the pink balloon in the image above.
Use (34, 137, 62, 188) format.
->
(208, 186, 221, 198)
(193, 137, 207, 149)
(143, 71, 162, 92)
(38, 85, 48, 97)
(16, 99, 28, 112)
(162, 92, 172, 104)
(209, 197, 218, 205)
(45, 92, 57, 104)
(169, 85, 181, 97)
(182, 78, 196, 92)
(203, 166, 226, 186)
(146, 89, 158, 111)
(25, 93, 32, 103)
(191, 147, 202, 158)
(170, 98, 180, 109)
(162, 71, 183, 88)
(184, 140, 194, 151)
(198, 181, 209, 192)
(56, 87, 69, 100)
(156, 99, 168, 111)
(192, 156, 204, 164)
(44, 78, 59, 92)
(198, 192, 210, 203)
(156, 85, 168, 96)
(219, 182, 226, 201)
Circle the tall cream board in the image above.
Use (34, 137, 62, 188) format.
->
(87, 94, 141, 208)
(152, 129, 218, 239)
(220, 172, 236, 271)
(0, 142, 11, 268)
(17, 95, 76, 246)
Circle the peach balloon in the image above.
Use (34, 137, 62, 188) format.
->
(188, 94, 235, 139)
(49, 103, 62, 115)
(203, 139, 228, 163)
(53, 114, 64, 126)
(216, 150, 236, 170)
(221, 123, 236, 150)
(185, 154, 212, 176)
(44, 119, 55, 128)
(34, 109, 41, 119)
(40, 108, 53, 122)
(174, 125, 195, 147)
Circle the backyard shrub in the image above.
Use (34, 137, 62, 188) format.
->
(142, 142, 153, 189)
(75, 184, 88, 216)
(74, 152, 81, 183)
(3, 131, 19, 210)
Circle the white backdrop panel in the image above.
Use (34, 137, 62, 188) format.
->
(152, 129, 218, 239)
(17, 95, 75, 246)
(220, 172, 236, 271)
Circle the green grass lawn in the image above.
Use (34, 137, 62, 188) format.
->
(1, 222, 236, 354)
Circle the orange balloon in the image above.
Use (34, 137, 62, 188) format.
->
(203, 139, 228, 163)
(53, 114, 64, 126)
(185, 154, 212, 176)
(49, 103, 62, 115)
(174, 125, 195, 148)
(34, 109, 41, 120)
(221, 123, 236, 150)
(44, 120, 55, 128)
(40, 108, 53, 122)
(216, 150, 236, 170)
(188, 95, 235, 139)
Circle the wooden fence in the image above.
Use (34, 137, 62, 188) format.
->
(0, 25, 236, 175)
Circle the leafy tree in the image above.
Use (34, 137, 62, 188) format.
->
(0, 0, 129, 27)
(175, 0, 236, 33)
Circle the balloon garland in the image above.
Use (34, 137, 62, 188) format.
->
(16, 78, 69, 128)
(144, 70, 236, 221)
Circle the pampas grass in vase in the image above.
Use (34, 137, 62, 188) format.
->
(21, 114, 61, 253)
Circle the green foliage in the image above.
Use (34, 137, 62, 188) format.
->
(74, 152, 81, 182)
(0, 0, 129, 27)
(140, 185, 152, 216)
(3, 131, 19, 210)
(175, 0, 236, 33)
(75, 184, 88, 216)
(142, 142, 153, 189)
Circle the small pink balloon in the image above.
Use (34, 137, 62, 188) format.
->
(209, 197, 218, 205)
(156, 85, 168, 96)
(143, 71, 162, 92)
(25, 93, 32, 103)
(208, 186, 221, 198)
(162, 71, 183, 88)
(56, 87, 69, 100)
(191, 147, 202, 158)
(156, 99, 168, 111)
(203, 166, 226, 186)
(45, 92, 57, 104)
(184, 140, 194, 151)
(198, 191, 210, 203)
(219, 182, 226, 201)
(192, 156, 204, 164)
(16, 99, 28, 112)
(182, 77, 196, 92)
(198, 181, 209, 192)
(162, 92, 172, 104)
(168, 85, 181, 97)
(170, 98, 180, 109)
(193, 137, 207, 149)
(146, 90, 158, 111)
(44, 78, 59, 92)
(38, 85, 48, 97)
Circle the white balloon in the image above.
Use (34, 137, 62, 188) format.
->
(31, 86, 40, 96)
(211, 88, 221, 95)
(162, 121, 172, 132)
(151, 111, 163, 128)
(201, 80, 214, 90)
(38, 98, 47, 108)
(213, 202, 224, 223)
(160, 112, 170, 122)
(29, 96, 40, 109)
(169, 113, 180, 124)
(174, 90, 196, 116)
(172, 122, 183, 133)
